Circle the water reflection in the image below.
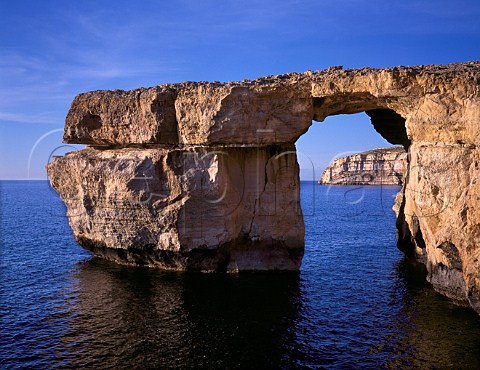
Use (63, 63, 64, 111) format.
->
(57, 258, 302, 368)
(52, 256, 480, 369)
(381, 259, 480, 369)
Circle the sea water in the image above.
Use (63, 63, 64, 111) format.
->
(1, 181, 479, 369)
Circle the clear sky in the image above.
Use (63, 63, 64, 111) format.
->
(1, 0, 479, 180)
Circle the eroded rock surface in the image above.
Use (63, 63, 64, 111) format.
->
(318, 146, 406, 185)
(48, 61, 480, 313)
(49, 146, 303, 271)
(395, 142, 480, 312)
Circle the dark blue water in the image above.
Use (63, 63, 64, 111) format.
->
(1, 181, 479, 369)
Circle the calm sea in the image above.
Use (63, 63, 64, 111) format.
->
(1, 181, 479, 369)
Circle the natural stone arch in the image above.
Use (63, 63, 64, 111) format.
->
(48, 62, 480, 313)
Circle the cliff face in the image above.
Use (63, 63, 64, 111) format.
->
(49, 146, 303, 271)
(48, 62, 480, 313)
(319, 147, 406, 185)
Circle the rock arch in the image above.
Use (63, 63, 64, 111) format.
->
(48, 62, 480, 313)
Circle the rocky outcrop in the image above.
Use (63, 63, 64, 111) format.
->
(318, 146, 406, 185)
(395, 143, 480, 313)
(48, 145, 303, 271)
(48, 62, 480, 313)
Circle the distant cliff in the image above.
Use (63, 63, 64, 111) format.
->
(318, 147, 406, 185)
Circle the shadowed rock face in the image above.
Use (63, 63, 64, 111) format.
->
(48, 61, 480, 313)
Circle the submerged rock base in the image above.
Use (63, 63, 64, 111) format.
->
(48, 62, 480, 313)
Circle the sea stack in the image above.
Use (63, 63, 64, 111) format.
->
(48, 62, 480, 313)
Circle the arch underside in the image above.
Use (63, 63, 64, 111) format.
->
(312, 94, 411, 149)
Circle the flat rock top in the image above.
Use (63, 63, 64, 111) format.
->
(352, 146, 406, 156)
(63, 61, 480, 147)
(80, 61, 480, 93)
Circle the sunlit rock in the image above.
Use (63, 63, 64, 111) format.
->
(318, 146, 406, 185)
(48, 61, 480, 313)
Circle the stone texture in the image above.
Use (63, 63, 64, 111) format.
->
(318, 146, 406, 185)
(64, 87, 179, 145)
(395, 143, 480, 312)
(48, 146, 303, 271)
(48, 61, 480, 313)
(64, 62, 479, 147)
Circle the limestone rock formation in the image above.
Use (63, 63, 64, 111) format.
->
(48, 61, 480, 313)
(318, 146, 406, 185)
(49, 145, 303, 271)
(395, 143, 480, 313)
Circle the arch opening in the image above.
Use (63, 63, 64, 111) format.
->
(310, 94, 410, 150)
(296, 101, 411, 266)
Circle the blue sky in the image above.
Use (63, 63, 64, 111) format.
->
(1, 0, 479, 180)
